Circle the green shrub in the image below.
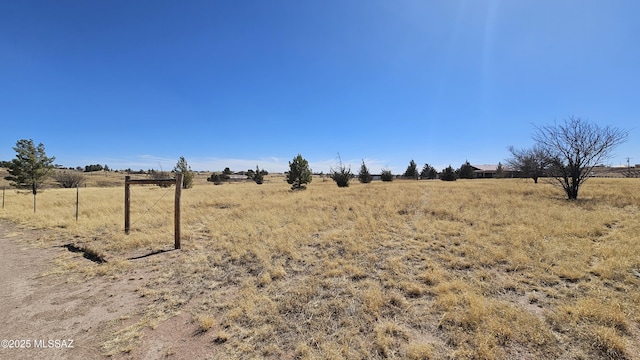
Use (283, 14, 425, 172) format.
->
(358, 160, 373, 183)
(381, 169, 394, 182)
(440, 165, 457, 181)
(330, 155, 352, 187)
(287, 154, 312, 190)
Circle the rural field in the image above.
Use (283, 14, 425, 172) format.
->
(1, 173, 640, 359)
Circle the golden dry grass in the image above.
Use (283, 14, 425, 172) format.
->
(2, 175, 640, 359)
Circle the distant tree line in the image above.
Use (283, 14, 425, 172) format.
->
(84, 164, 110, 172)
(2, 117, 629, 201)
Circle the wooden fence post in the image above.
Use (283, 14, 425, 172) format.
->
(124, 176, 131, 235)
(76, 184, 79, 222)
(174, 173, 183, 249)
(124, 174, 182, 249)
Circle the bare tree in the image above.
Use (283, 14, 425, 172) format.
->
(533, 117, 628, 200)
(506, 144, 549, 184)
(54, 171, 85, 188)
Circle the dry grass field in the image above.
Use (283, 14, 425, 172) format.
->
(1, 171, 640, 359)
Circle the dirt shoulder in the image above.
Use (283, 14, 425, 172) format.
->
(0, 220, 221, 360)
(0, 221, 148, 359)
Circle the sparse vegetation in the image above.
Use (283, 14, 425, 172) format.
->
(1, 174, 639, 359)
(148, 169, 173, 187)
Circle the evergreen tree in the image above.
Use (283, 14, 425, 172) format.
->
(420, 163, 438, 179)
(440, 165, 457, 181)
(5, 139, 55, 212)
(287, 154, 312, 190)
(173, 156, 194, 189)
(495, 162, 504, 178)
(358, 160, 373, 183)
(253, 165, 264, 184)
(404, 160, 419, 180)
(457, 161, 475, 179)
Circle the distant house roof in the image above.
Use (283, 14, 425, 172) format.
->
(471, 164, 516, 172)
(471, 164, 498, 172)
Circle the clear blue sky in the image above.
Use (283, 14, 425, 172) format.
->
(1, 1, 638, 173)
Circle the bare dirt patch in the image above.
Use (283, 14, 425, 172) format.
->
(0, 220, 223, 360)
(0, 221, 150, 359)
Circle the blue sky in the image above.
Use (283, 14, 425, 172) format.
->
(1, 1, 638, 173)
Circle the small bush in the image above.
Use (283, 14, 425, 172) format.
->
(330, 154, 352, 187)
(253, 165, 265, 185)
(381, 169, 394, 182)
(196, 315, 216, 333)
(207, 173, 223, 185)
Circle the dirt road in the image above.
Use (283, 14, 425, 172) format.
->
(0, 221, 147, 360)
(0, 220, 223, 360)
